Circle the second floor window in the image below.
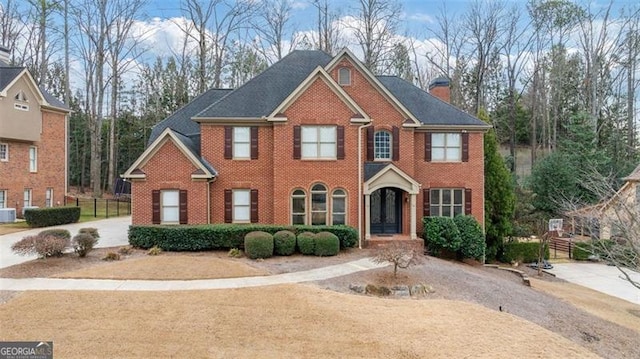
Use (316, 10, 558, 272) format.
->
(338, 67, 351, 85)
(233, 127, 250, 159)
(302, 126, 336, 159)
(29, 146, 37, 172)
(0, 143, 7, 161)
(374, 130, 392, 160)
(432, 133, 461, 162)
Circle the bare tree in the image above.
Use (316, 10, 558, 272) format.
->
(372, 242, 421, 278)
(27, 0, 61, 84)
(252, 0, 295, 62)
(0, 0, 23, 55)
(307, 0, 343, 55)
(349, 0, 402, 74)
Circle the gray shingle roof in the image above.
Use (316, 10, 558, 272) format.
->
(0, 66, 24, 91)
(364, 162, 390, 181)
(377, 76, 488, 127)
(39, 85, 69, 110)
(195, 50, 332, 119)
(171, 130, 217, 176)
(148, 88, 233, 146)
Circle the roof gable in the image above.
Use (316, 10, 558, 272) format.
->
(0, 65, 69, 112)
(122, 128, 216, 180)
(363, 163, 420, 194)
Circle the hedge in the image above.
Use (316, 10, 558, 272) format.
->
(573, 242, 592, 261)
(453, 215, 485, 260)
(502, 241, 549, 263)
(24, 207, 81, 227)
(314, 232, 340, 256)
(573, 240, 615, 261)
(128, 224, 358, 251)
(244, 231, 274, 259)
(273, 230, 296, 256)
(297, 232, 316, 255)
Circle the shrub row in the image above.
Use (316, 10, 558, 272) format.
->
(244, 230, 340, 259)
(128, 224, 357, 251)
(502, 241, 549, 263)
(422, 216, 485, 260)
(24, 207, 81, 228)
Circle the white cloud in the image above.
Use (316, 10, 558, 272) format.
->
(408, 13, 434, 24)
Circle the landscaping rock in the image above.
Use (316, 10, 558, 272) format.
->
(392, 285, 410, 297)
(349, 284, 365, 294)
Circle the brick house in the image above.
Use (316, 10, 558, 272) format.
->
(0, 47, 70, 220)
(123, 49, 489, 247)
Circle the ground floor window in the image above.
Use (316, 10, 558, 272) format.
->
(0, 190, 6, 208)
(23, 188, 32, 208)
(430, 188, 463, 217)
(311, 184, 328, 225)
(332, 189, 346, 225)
(45, 188, 53, 207)
(233, 189, 251, 223)
(291, 189, 306, 225)
(291, 184, 347, 225)
(161, 190, 180, 223)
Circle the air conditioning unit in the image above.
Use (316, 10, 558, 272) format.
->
(0, 208, 16, 223)
(22, 206, 39, 216)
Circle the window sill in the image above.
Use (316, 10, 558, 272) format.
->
(429, 160, 462, 163)
(300, 158, 338, 161)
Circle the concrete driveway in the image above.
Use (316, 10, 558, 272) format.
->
(548, 262, 640, 305)
(0, 216, 131, 269)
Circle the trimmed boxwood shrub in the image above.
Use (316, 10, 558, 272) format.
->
(78, 227, 100, 239)
(25, 207, 81, 227)
(128, 224, 358, 251)
(423, 217, 461, 256)
(453, 215, 485, 260)
(502, 241, 549, 263)
(244, 231, 274, 259)
(273, 230, 296, 256)
(38, 228, 71, 240)
(297, 232, 316, 255)
(314, 231, 340, 256)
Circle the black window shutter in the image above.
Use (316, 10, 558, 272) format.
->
(179, 190, 188, 224)
(423, 189, 430, 217)
(152, 190, 160, 224)
(465, 188, 472, 215)
(424, 132, 432, 162)
(337, 125, 345, 160)
(224, 127, 232, 159)
(392, 126, 400, 161)
(250, 126, 258, 159)
(462, 132, 469, 162)
(293, 126, 301, 159)
(366, 126, 374, 161)
(250, 189, 259, 223)
(224, 189, 232, 223)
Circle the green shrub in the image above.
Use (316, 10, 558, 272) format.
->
(228, 248, 243, 258)
(244, 231, 274, 259)
(128, 224, 358, 251)
(38, 229, 71, 240)
(72, 233, 98, 257)
(423, 217, 461, 256)
(297, 232, 316, 255)
(273, 230, 297, 256)
(103, 252, 120, 261)
(147, 246, 163, 256)
(24, 207, 81, 227)
(454, 215, 485, 260)
(78, 227, 100, 239)
(11, 234, 70, 258)
(314, 231, 340, 256)
(502, 241, 549, 263)
(573, 242, 592, 260)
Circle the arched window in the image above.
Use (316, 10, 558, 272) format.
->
(332, 189, 347, 225)
(338, 67, 351, 85)
(291, 189, 306, 225)
(311, 183, 327, 225)
(374, 130, 392, 160)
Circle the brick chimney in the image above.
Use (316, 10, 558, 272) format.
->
(428, 77, 450, 103)
(0, 46, 10, 65)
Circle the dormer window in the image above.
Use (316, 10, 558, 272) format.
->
(338, 67, 351, 86)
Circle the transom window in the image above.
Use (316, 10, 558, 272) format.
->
(0, 190, 6, 208)
(338, 67, 351, 85)
(430, 189, 464, 217)
(29, 146, 37, 172)
(311, 184, 328, 225)
(161, 190, 179, 223)
(233, 127, 250, 159)
(332, 189, 347, 225)
(291, 189, 306, 225)
(0, 143, 7, 161)
(233, 189, 251, 223)
(432, 133, 461, 162)
(302, 126, 336, 159)
(374, 130, 392, 160)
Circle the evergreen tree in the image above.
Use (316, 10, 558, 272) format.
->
(481, 109, 516, 261)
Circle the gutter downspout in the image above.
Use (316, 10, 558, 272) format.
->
(358, 122, 373, 249)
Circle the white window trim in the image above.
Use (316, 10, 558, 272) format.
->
(14, 103, 29, 111)
(331, 189, 347, 225)
(429, 188, 464, 218)
(301, 126, 337, 160)
(0, 143, 8, 161)
(291, 189, 306, 225)
(45, 188, 54, 207)
(23, 188, 32, 208)
(338, 67, 351, 86)
(311, 184, 328, 225)
(161, 190, 180, 224)
(233, 189, 251, 223)
(0, 190, 6, 208)
(374, 130, 392, 161)
(432, 133, 462, 162)
(233, 127, 251, 159)
(29, 146, 37, 172)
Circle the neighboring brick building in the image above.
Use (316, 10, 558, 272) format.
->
(0, 47, 70, 220)
(123, 49, 490, 247)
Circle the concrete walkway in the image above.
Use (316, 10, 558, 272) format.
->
(0, 216, 131, 269)
(0, 258, 386, 291)
(548, 263, 640, 305)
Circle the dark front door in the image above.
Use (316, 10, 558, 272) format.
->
(370, 188, 402, 234)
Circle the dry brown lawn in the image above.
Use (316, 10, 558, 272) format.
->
(54, 256, 267, 280)
(0, 285, 599, 359)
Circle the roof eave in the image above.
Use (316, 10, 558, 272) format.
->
(417, 124, 492, 131)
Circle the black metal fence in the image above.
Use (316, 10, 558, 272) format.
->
(64, 196, 131, 219)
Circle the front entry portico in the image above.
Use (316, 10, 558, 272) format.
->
(363, 164, 421, 240)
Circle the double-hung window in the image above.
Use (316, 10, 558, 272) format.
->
(0, 190, 6, 208)
(233, 127, 250, 159)
(45, 188, 53, 207)
(301, 126, 336, 159)
(430, 189, 464, 217)
(161, 190, 180, 223)
(23, 188, 32, 208)
(29, 146, 37, 172)
(0, 143, 8, 161)
(431, 133, 461, 162)
(233, 189, 251, 223)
